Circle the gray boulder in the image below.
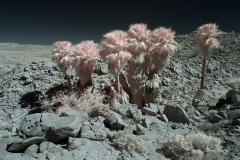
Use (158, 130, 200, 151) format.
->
(0, 152, 37, 160)
(226, 89, 240, 104)
(41, 115, 86, 142)
(24, 144, 39, 154)
(105, 112, 128, 130)
(0, 67, 13, 78)
(69, 137, 120, 159)
(163, 105, 191, 124)
(80, 117, 107, 141)
(7, 137, 44, 152)
(19, 112, 88, 143)
(0, 140, 8, 153)
(142, 116, 165, 128)
(18, 113, 44, 137)
(39, 141, 66, 154)
(68, 137, 90, 151)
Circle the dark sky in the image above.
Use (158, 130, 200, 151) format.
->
(0, 0, 239, 45)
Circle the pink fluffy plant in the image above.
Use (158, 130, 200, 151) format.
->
(71, 40, 99, 91)
(143, 27, 178, 104)
(127, 23, 151, 107)
(195, 23, 222, 90)
(145, 27, 177, 102)
(100, 30, 131, 105)
(147, 27, 178, 76)
(52, 41, 73, 90)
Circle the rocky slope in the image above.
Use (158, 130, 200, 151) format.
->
(0, 32, 239, 160)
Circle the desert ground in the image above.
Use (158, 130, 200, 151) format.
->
(0, 32, 240, 160)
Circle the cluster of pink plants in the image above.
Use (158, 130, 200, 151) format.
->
(51, 22, 222, 108)
(51, 40, 99, 93)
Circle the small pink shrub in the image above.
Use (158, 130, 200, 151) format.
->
(52, 41, 73, 91)
(71, 40, 99, 87)
(52, 41, 72, 74)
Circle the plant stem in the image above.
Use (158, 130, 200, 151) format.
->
(65, 74, 72, 94)
(116, 73, 120, 94)
(200, 56, 207, 89)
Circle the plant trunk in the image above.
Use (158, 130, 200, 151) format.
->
(200, 56, 207, 89)
(116, 74, 120, 94)
(65, 74, 72, 93)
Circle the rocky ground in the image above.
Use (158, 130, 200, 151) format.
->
(0, 32, 239, 160)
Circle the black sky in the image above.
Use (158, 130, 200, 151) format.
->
(0, 0, 240, 45)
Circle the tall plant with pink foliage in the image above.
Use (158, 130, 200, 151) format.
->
(193, 23, 222, 102)
(100, 30, 132, 106)
(127, 23, 151, 107)
(51, 41, 73, 91)
(71, 40, 100, 91)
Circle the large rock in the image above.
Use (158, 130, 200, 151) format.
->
(68, 137, 120, 159)
(142, 116, 164, 128)
(80, 117, 107, 141)
(163, 105, 190, 124)
(104, 112, 128, 130)
(41, 115, 86, 142)
(24, 144, 39, 154)
(0, 67, 13, 78)
(226, 89, 240, 104)
(18, 113, 44, 137)
(39, 141, 66, 153)
(0, 152, 37, 160)
(7, 137, 44, 152)
(19, 112, 88, 142)
(0, 139, 8, 153)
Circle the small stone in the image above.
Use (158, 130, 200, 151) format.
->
(142, 116, 164, 128)
(195, 109, 202, 117)
(0, 130, 11, 138)
(210, 114, 223, 123)
(136, 124, 147, 135)
(207, 99, 219, 109)
(32, 71, 44, 80)
(12, 87, 25, 96)
(24, 144, 39, 154)
(232, 119, 240, 126)
(0, 67, 13, 78)
(104, 112, 128, 130)
(68, 137, 90, 151)
(218, 111, 228, 119)
(195, 106, 208, 114)
(24, 79, 33, 85)
(159, 114, 168, 123)
(0, 140, 7, 153)
(7, 137, 44, 152)
(22, 72, 31, 80)
(0, 122, 11, 130)
(142, 107, 157, 116)
(197, 101, 208, 107)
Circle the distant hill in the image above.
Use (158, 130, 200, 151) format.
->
(0, 43, 52, 52)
